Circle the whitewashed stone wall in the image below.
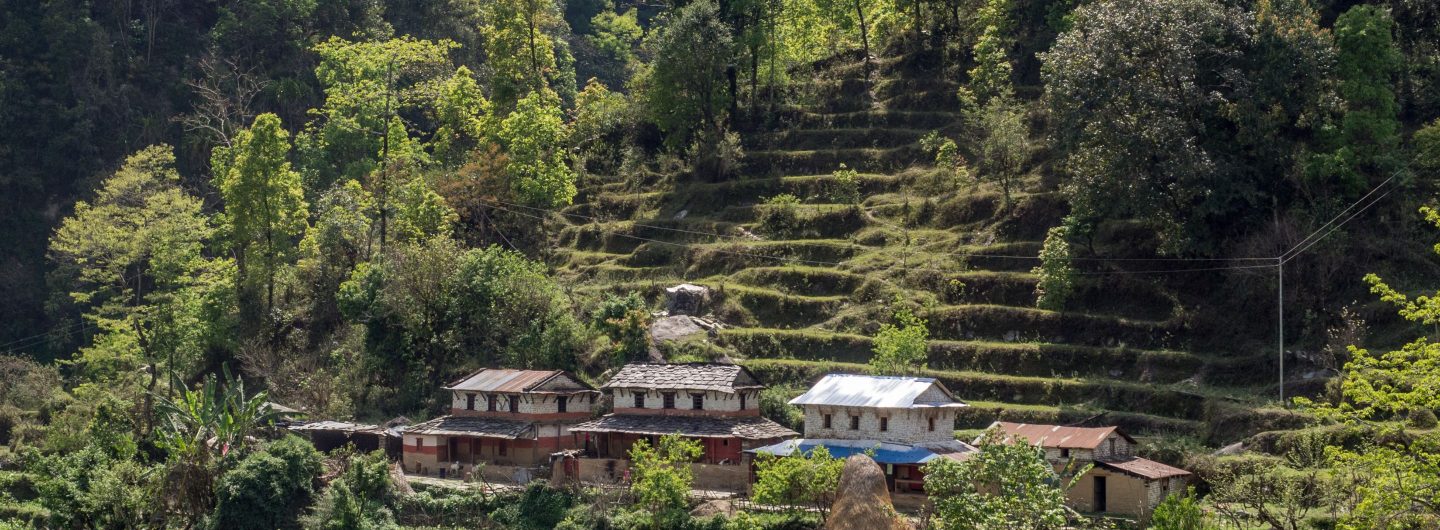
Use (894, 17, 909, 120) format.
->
(451, 391, 594, 414)
(611, 388, 756, 413)
(800, 405, 958, 444)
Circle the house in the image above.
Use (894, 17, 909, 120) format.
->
(751, 374, 976, 495)
(401, 369, 599, 477)
(988, 422, 1191, 520)
(567, 363, 797, 488)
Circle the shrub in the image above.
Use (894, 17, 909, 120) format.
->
(301, 450, 396, 530)
(752, 446, 843, 520)
(869, 308, 929, 376)
(1032, 224, 1075, 311)
(759, 386, 805, 432)
(828, 165, 862, 204)
(757, 194, 803, 236)
(1408, 408, 1438, 429)
(211, 435, 323, 530)
(629, 434, 703, 526)
(492, 482, 575, 530)
(1150, 487, 1204, 530)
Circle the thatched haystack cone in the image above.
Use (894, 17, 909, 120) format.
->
(826, 455, 908, 530)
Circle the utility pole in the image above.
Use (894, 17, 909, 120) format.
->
(1278, 258, 1284, 407)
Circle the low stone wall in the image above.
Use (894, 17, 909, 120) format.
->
(554, 458, 749, 492)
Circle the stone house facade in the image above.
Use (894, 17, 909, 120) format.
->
(988, 422, 1191, 521)
(401, 369, 598, 477)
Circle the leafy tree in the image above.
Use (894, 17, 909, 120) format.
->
(430, 66, 495, 168)
(920, 131, 968, 193)
(1322, 5, 1403, 188)
(869, 307, 929, 375)
(752, 446, 843, 521)
(498, 89, 577, 207)
(482, 0, 574, 108)
(589, 8, 643, 63)
(1415, 118, 1440, 179)
(628, 433, 703, 528)
(215, 113, 310, 318)
(924, 429, 1081, 530)
(48, 145, 226, 423)
(974, 97, 1029, 205)
(593, 292, 652, 366)
(967, 0, 1015, 104)
(1032, 224, 1075, 311)
(640, 0, 734, 148)
(211, 435, 324, 530)
(829, 164, 862, 204)
(1042, 0, 1249, 251)
(1206, 460, 1325, 530)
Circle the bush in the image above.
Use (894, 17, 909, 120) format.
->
(492, 482, 574, 530)
(1150, 487, 1204, 530)
(757, 194, 802, 236)
(1408, 408, 1438, 429)
(301, 449, 395, 530)
(211, 436, 323, 530)
(1032, 224, 1075, 311)
(759, 386, 805, 432)
(828, 165, 861, 204)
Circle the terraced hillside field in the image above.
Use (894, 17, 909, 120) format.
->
(535, 46, 1293, 447)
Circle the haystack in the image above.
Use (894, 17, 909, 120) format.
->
(826, 455, 908, 530)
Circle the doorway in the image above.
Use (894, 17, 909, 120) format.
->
(1094, 476, 1107, 512)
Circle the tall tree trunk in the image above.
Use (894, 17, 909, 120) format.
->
(856, 0, 871, 77)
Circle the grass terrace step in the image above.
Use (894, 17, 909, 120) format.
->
(726, 266, 866, 297)
(717, 328, 1204, 383)
(714, 285, 848, 328)
(744, 127, 932, 151)
(742, 359, 1211, 420)
(880, 90, 963, 111)
(556, 249, 629, 268)
(745, 145, 925, 175)
(574, 263, 679, 282)
(775, 109, 963, 130)
(956, 401, 1205, 437)
(676, 174, 902, 206)
(925, 304, 1179, 349)
(562, 191, 669, 220)
(685, 240, 865, 278)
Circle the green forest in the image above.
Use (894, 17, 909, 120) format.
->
(1, 0, 1439, 527)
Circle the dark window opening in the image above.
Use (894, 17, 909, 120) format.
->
(1061, 448, 1071, 459)
(487, 395, 497, 412)
(499, 440, 508, 456)
(849, 416, 860, 430)
(823, 414, 832, 429)
(663, 393, 676, 409)
(466, 394, 476, 410)
(692, 394, 704, 410)
(739, 393, 747, 410)
(928, 417, 935, 431)
(509, 395, 519, 413)
(880, 417, 889, 431)
(557, 396, 568, 413)
(634, 392, 645, 408)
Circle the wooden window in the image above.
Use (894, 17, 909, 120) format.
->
(466, 393, 476, 410)
(634, 392, 645, 408)
(499, 440, 507, 456)
(880, 417, 889, 432)
(927, 417, 935, 432)
(487, 395, 497, 412)
(823, 414, 832, 429)
(739, 393, 747, 410)
(663, 392, 676, 409)
(849, 416, 860, 430)
(509, 395, 519, 413)
(557, 396, 568, 413)
(692, 393, 704, 410)
(1061, 448, 1071, 459)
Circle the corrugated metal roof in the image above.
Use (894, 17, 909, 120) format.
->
(601, 363, 764, 393)
(788, 374, 967, 409)
(445, 369, 577, 393)
(747, 438, 976, 465)
(1097, 457, 1191, 479)
(989, 422, 1136, 449)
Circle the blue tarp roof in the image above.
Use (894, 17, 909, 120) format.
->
(747, 439, 943, 465)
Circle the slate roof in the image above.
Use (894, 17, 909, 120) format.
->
(989, 422, 1136, 449)
(602, 363, 764, 393)
(569, 414, 797, 440)
(789, 374, 967, 408)
(403, 415, 534, 439)
(1097, 457, 1192, 480)
(445, 369, 597, 394)
(748, 438, 977, 465)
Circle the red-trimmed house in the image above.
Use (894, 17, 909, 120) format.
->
(570, 363, 797, 466)
(401, 369, 599, 477)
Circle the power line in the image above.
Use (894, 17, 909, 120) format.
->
(1280, 172, 1400, 263)
(1281, 186, 1397, 265)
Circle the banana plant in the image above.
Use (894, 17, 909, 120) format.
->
(153, 365, 280, 459)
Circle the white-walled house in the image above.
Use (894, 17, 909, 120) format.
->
(751, 374, 977, 494)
